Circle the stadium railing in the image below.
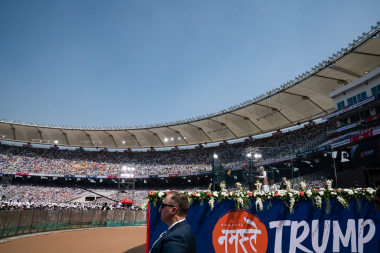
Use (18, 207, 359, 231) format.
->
(0, 209, 147, 239)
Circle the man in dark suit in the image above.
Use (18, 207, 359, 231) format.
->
(149, 191, 196, 253)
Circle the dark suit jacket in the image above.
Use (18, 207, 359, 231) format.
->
(150, 219, 196, 253)
(280, 182, 287, 190)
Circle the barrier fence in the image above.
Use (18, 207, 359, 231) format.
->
(0, 210, 147, 239)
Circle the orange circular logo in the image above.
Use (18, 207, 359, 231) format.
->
(212, 209, 268, 253)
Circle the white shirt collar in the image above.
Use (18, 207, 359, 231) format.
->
(168, 218, 186, 231)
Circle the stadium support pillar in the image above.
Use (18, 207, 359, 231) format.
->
(212, 151, 225, 191)
(212, 151, 216, 191)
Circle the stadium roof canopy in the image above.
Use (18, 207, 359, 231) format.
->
(1, 24, 380, 149)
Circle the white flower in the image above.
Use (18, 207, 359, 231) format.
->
(208, 198, 214, 210)
(319, 191, 324, 196)
(289, 198, 295, 213)
(229, 192, 234, 196)
(285, 181, 292, 191)
(158, 192, 165, 198)
(196, 193, 200, 197)
(187, 192, 193, 196)
(221, 192, 228, 197)
(288, 193, 293, 198)
(254, 181, 262, 191)
(220, 182, 227, 192)
(235, 182, 243, 191)
(212, 191, 218, 198)
(315, 196, 322, 209)
(337, 196, 348, 208)
(236, 197, 244, 209)
(331, 192, 337, 195)
(255, 198, 263, 211)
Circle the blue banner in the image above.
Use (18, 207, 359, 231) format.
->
(297, 145, 331, 157)
(150, 175, 158, 178)
(198, 171, 212, 174)
(149, 199, 380, 253)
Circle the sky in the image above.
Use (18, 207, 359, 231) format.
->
(0, 0, 379, 128)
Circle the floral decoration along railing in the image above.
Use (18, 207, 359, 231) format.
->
(147, 180, 376, 214)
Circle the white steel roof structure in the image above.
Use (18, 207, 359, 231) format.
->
(1, 23, 380, 149)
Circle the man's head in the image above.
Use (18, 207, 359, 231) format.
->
(259, 166, 264, 172)
(282, 177, 287, 182)
(373, 179, 380, 211)
(159, 191, 189, 226)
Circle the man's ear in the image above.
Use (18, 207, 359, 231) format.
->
(171, 207, 179, 215)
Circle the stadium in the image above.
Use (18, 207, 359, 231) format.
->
(1, 3, 380, 253)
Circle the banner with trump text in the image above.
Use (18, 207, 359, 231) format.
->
(148, 199, 380, 253)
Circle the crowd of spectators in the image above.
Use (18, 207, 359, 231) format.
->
(0, 185, 143, 210)
(293, 179, 328, 191)
(1, 185, 85, 203)
(320, 124, 380, 147)
(0, 121, 333, 177)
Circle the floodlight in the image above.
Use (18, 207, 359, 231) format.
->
(122, 141, 125, 144)
(213, 154, 218, 159)
(171, 138, 174, 141)
(54, 140, 58, 144)
(254, 154, 259, 158)
(247, 153, 251, 157)
(132, 168, 135, 171)
(164, 138, 168, 142)
(122, 166, 127, 171)
(178, 137, 181, 140)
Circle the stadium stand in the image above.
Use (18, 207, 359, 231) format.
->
(0, 121, 333, 177)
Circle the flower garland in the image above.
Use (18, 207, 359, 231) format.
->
(285, 181, 292, 191)
(255, 197, 263, 211)
(300, 181, 306, 191)
(254, 181, 262, 190)
(146, 181, 376, 213)
(326, 179, 333, 190)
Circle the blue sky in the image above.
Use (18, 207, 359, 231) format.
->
(0, 1, 379, 128)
